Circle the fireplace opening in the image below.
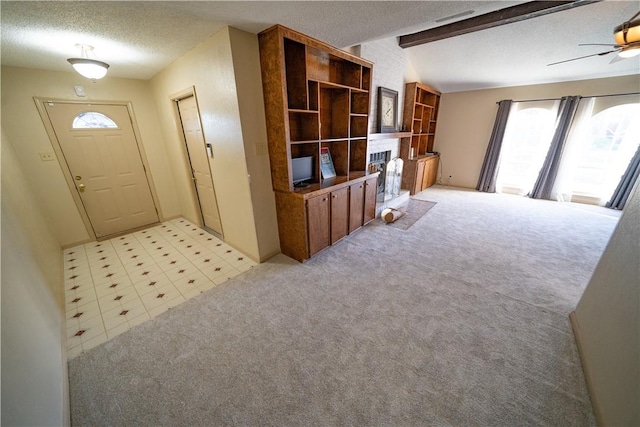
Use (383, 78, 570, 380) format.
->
(369, 151, 391, 202)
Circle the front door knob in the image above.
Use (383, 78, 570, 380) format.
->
(78, 184, 86, 192)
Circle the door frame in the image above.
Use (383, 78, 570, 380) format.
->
(34, 97, 163, 241)
(170, 86, 224, 239)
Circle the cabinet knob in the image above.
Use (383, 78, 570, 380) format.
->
(332, 195, 336, 198)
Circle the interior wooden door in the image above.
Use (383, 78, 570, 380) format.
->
(44, 102, 159, 238)
(177, 95, 223, 235)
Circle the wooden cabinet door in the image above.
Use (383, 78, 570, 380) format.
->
(424, 157, 438, 188)
(307, 195, 330, 257)
(420, 156, 438, 190)
(349, 181, 365, 233)
(421, 158, 431, 191)
(415, 160, 426, 194)
(363, 177, 377, 224)
(330, 187, 349, 244)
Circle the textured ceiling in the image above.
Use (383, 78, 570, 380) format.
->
(1, 1, 639, 92)
(406, 0, 640, 91)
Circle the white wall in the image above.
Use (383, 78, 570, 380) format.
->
(572, 178, 639, 426)
(356, 37, 413, 160)
(0, 66, 181, 247)
(1, 127, 69, 426)
(149, 27, 279, 262)
(434, 74, 640, 189)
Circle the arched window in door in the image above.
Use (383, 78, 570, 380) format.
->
(72, 111, 118, 129)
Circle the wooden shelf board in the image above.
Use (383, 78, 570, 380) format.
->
(291, 171, 379, 196)
(404, 153, 439, 162)
(290, 139, 320, 144)
(315, 80, 368, 92)
(289, 109, 319, 114)
(319, 137, 350, 143)
(369, 131, 412, 140)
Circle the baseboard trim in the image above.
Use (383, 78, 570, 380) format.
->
(569, 311, 604, 426)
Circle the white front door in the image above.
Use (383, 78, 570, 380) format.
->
(177, 96, 223, 235)
(44, 102, 159, 238)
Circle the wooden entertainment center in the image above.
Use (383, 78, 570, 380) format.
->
(258, 25, 379, 262)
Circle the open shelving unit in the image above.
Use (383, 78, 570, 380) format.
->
(259, 25, 379, 261)
(399, 82, 441, 195)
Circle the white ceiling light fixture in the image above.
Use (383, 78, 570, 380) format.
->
(618, 46, 640, 58)
(67, 44, 109, 80)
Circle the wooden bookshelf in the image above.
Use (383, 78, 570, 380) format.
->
(259, 25, 379, 261)
(399, 82, 441, 194)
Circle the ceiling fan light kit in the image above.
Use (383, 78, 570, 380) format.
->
(67, 44, 109, 80)
(548, 11, 640, 66)
(614, 17, 640, 45)
(618, 46, 640, 58)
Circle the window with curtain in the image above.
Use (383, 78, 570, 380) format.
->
(572, 104, 640, 202)
(554, 99, 640, 205)
(495, 102, 558, 195)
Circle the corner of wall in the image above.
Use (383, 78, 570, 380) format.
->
(149, 27, 266, 262)
(227, 26, 281, 262)
(1, 125, 68, 425)
(568, 311, 603, 425)
(572, 177, 640, 426)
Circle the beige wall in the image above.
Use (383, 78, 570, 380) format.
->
(435, 74, 640, 189)
(572, 179, 639, 426)
(0, 66, 181, 246)
(1, 27, 281, 261)
(228, 27, 280, 261)
(1, 127, 69, 425)
(150, 26, 279, 262)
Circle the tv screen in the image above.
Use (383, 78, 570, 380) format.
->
(292, 156, 314, 185)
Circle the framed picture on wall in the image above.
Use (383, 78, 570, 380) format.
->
(377, 87, 398, 133)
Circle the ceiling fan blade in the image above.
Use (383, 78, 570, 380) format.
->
(609, 54, 626, 64)
(547, 49, 619, 66)
(578, 43, 620, 47)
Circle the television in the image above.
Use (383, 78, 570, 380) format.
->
(291, 156, 314, 186)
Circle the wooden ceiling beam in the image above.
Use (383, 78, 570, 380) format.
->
(399, 0, 602, 48)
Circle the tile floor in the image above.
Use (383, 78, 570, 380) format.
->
(63, 218, 257, 359)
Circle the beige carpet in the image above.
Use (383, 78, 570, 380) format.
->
(69, 186, 619, 426)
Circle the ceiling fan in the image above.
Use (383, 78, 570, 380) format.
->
(548, 11, 640, 66)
